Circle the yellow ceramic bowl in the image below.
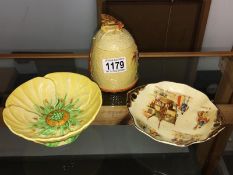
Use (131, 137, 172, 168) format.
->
(3, 72, 102, 147)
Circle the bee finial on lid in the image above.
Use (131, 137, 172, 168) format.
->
(101, 14, 124, 32)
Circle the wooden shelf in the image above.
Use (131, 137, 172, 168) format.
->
(0, 51, 233, 59)
(139, 51, 233, 58)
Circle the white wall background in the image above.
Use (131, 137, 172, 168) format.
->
(197, 0, 233, 70)
(0, 0, 97, 51)
(0, 0, 232, 70)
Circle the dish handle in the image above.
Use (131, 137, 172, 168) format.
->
(126, 85, 146, 108)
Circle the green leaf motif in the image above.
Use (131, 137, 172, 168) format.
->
(32, 95, 81, 137)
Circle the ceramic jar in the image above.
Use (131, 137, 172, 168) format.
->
(90, 14, 138, 92)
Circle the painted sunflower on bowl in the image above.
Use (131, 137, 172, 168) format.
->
(3, 72, 102, 147)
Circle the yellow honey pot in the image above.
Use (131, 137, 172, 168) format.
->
(90, 14, 138, 92)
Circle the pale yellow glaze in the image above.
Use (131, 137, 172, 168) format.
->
(90, 15, 138, 92)
(6, 77, 56, 112)
(3, 72, 102, 144)
(93, 28, 136, 51)
(128, 82, 221, 147)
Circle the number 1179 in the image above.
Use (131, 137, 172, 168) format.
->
(106, 61, 124, 70)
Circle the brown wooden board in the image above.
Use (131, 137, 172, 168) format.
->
(97, 0, 210, 85)
(188, 0, 212, 85)
(103, 0, 171, 51)
(197, 56, 233, 175)
(1, 51, 233, 59)
(166, 2, 201, 51)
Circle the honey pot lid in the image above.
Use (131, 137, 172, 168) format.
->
(93, 14, 136, 51)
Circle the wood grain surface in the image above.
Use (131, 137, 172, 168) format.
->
(0, 51, 233, 59)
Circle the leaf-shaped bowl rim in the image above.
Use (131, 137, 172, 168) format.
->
(3, 72, 102, 143)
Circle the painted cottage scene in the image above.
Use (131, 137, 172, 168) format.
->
(144, 86, 190, 127)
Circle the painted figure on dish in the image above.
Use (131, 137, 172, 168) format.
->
(194, 110, 210, 129)
(144, 86, 191, 127)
